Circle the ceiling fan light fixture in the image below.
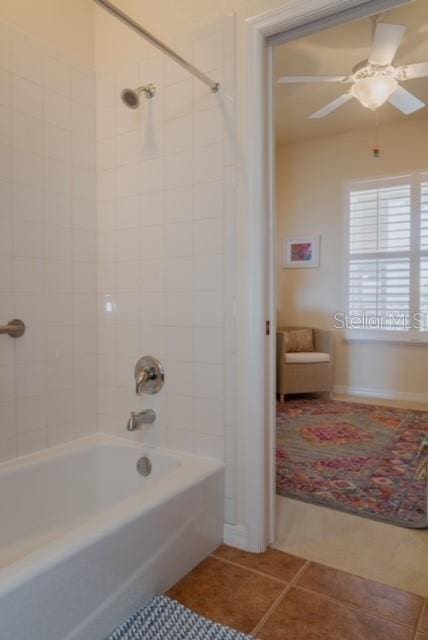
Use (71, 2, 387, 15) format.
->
(350, 76, 398, 111)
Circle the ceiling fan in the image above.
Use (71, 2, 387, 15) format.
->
(277, 22, 428, 119)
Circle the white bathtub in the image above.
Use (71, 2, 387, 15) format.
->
(0, 434, 224, 640)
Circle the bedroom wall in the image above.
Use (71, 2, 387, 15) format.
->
(276, 117, 428, 401)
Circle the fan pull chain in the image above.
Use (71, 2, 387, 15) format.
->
(372, 111, 380, 158)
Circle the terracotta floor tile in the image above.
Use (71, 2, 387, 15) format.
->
(212, 544, 306, 583)
(420, 603, 428, 632)
(167, 556, 284, 634)
(257, 588, 413, 640)
(297, 562, 423, 626)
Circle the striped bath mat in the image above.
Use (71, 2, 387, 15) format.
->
(107, 595, 256, 640)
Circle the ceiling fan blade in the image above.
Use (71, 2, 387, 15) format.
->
(278, 75, 349, 84)
(309, 93, 353, 119)
(369, 23, 406, 66)
(398, 61, 428, 80)
(388, 85, 425, 114)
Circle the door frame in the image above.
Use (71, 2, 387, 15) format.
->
(238, 0, 413, 552)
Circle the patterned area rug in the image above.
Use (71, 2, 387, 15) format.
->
(107, 596, 255, 640)
(276, 399, 428, 528)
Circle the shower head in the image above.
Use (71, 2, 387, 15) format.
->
(121, 88, 140, 109)
(120, 84, 156, 108)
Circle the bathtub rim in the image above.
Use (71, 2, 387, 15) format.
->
(0, 433, 224, 596)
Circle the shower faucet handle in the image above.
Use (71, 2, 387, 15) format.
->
(135, 369, 150, 395)
(134, 356, 165, 395)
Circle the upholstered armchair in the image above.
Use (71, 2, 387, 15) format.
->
(276, 326, 334, 400)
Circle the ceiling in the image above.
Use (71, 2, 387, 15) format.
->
(275, 0, 428, 145)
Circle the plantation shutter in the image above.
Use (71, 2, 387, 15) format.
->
(349, 183, 411, 329)
(420, 182, 428, 330)
(420, 182, 428, 250)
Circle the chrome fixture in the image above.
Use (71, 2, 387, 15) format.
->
(127, 409, 156, 431)
(94, 0, 220, 93)
(134, 356, 165, 395)
(136, 455, 152, 477)
(0, 319, 25, 338)
(121, 84, 156, 109)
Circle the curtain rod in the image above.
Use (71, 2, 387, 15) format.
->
(94, 0, 220, 93)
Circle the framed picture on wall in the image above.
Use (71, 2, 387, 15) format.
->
(283, 234, 320, 269)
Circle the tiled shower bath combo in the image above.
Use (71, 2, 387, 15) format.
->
(1, 1, 428, 639)
(0, 3, 236, 638)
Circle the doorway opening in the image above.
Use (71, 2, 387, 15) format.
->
(265, 0, 428, 592)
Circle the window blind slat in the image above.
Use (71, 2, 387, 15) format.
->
(350, 184, 411, 257)
(349, 181, 411, 329)
(348, 178, 428, 332)
(420, 255, 428, 329)
(421, 182, 428, 251)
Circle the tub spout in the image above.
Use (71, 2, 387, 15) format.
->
(126, 409, 156, 431)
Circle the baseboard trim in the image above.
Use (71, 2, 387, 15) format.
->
(223, 524, 248, 550)
(334, 385, 428, 404)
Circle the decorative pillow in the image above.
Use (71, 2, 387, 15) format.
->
(284, 329, 314, 353)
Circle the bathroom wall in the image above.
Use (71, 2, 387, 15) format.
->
(0, 7, 97, 462)
(95, 0, 290, 531)
(276, 117, 428, 400)
(0, 0, 94, 68)
(95, 10, 238, 523)
(0, 0, 295, 536)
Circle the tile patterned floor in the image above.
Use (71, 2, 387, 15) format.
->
(275, 496, 428, 598)
(167, 545, 428, 640)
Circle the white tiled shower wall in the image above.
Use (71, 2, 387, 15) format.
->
(0, 12, 238, 524)
(0, 19, 98, 461)
(96, 17, 238, 523)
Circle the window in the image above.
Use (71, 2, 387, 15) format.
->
(347, 172, 428, 334)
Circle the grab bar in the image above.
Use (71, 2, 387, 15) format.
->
(0, 319, 26, 338)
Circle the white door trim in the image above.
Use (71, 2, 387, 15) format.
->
(238, 0, 412, 552)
